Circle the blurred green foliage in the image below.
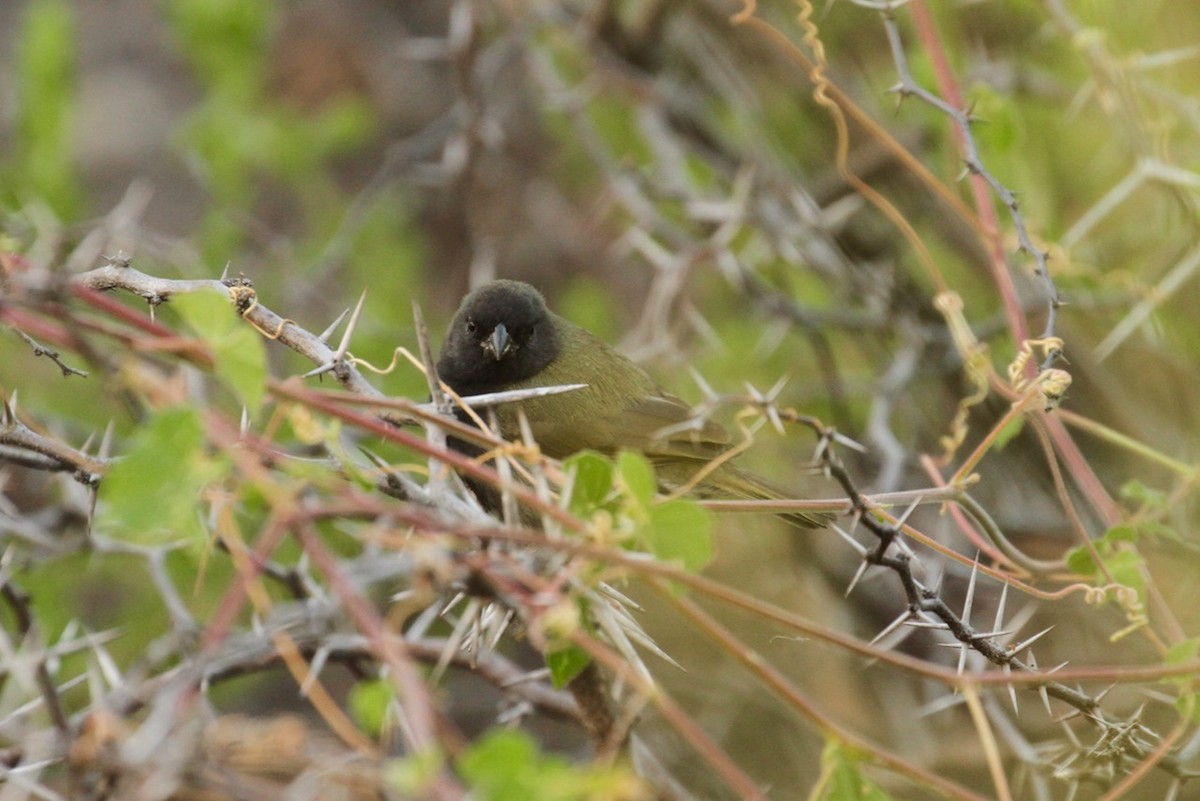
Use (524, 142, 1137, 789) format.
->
(3, 0, 83, 219)
(817, 741, 893, 801)
(173, 290, 268, 414)
(557, 276, 621, 344)
(565, 449, 714, 572)
(158, 0, 432, 405)
(456, 729, 642, 801)
(545, 638, 592, 689)
(98, 404, 219, 547)
(349, 675, 395, 739)
(548, 448, 714, 686)
(165, 0, 379, 262)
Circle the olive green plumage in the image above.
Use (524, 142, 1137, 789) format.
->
(436, 280, 826, 528)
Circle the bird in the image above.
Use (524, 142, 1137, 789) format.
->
(435, 279, 827, 528)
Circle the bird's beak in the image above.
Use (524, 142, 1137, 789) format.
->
(484, 323, 510, 360)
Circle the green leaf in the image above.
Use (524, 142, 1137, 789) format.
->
(563, 450, 615, 515)
(173, 290, 267, 414)
(349, 677, 394, 738)
(1102, 549, 1145, 596)
(1166, 638, 1200, 668)
(1177, 693, 1200, 724)
(1166, 640, 1200, 717)
(1141, 520, 1181, 542)
(459, 730, 643, 801)
(1067, 532, 1147, 621)
(992, 415, 1025, 450)
(385, 748, 445, 796)
(546, 644, 591, 689)
(460, 731, 541, 801)
(819, 741, 894, 801)
(568, 451, 713, 570)
(99, 405, 214, 546)
(647, 499, 714, 571)
(616, 450, 655, 506)
(1064, 544, 1097, 576)
(1120, 479, 1168, 510)
(1102, 524, 1138, 544)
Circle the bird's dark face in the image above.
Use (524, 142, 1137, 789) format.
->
(436, 280, 561, 396)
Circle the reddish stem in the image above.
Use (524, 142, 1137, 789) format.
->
(909, 1, 1029, 354)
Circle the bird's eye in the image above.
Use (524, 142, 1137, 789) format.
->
(465, 319, 477, 334)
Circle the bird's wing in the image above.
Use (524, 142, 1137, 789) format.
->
(612, 392, 731, 461)
(522, 389, 729, 460)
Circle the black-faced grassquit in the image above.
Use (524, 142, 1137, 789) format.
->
(436, 280, 826, 528)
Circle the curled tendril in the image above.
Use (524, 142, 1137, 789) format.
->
(933, 292, 991, 462)
(1008, 337, 1070, 411)
(1007, 336, 1065, 391)
(231, 284, 294, 340)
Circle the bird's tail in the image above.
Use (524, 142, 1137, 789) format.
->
(656, 459, 833, 529)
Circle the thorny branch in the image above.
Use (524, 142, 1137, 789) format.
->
(807, 417, 1200, 786)
(0, 398, 106, 485)
(72, 255, 386, 398)
(2, 260, 1194, 795)
(11, 329, 87, 378)
(878, 8, 1064, 368)
(2, 0, 1199, 796)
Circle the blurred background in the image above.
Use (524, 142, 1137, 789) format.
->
(4, 0, 1200, 798)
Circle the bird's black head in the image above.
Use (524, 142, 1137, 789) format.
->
(436, 280, 561, 396)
